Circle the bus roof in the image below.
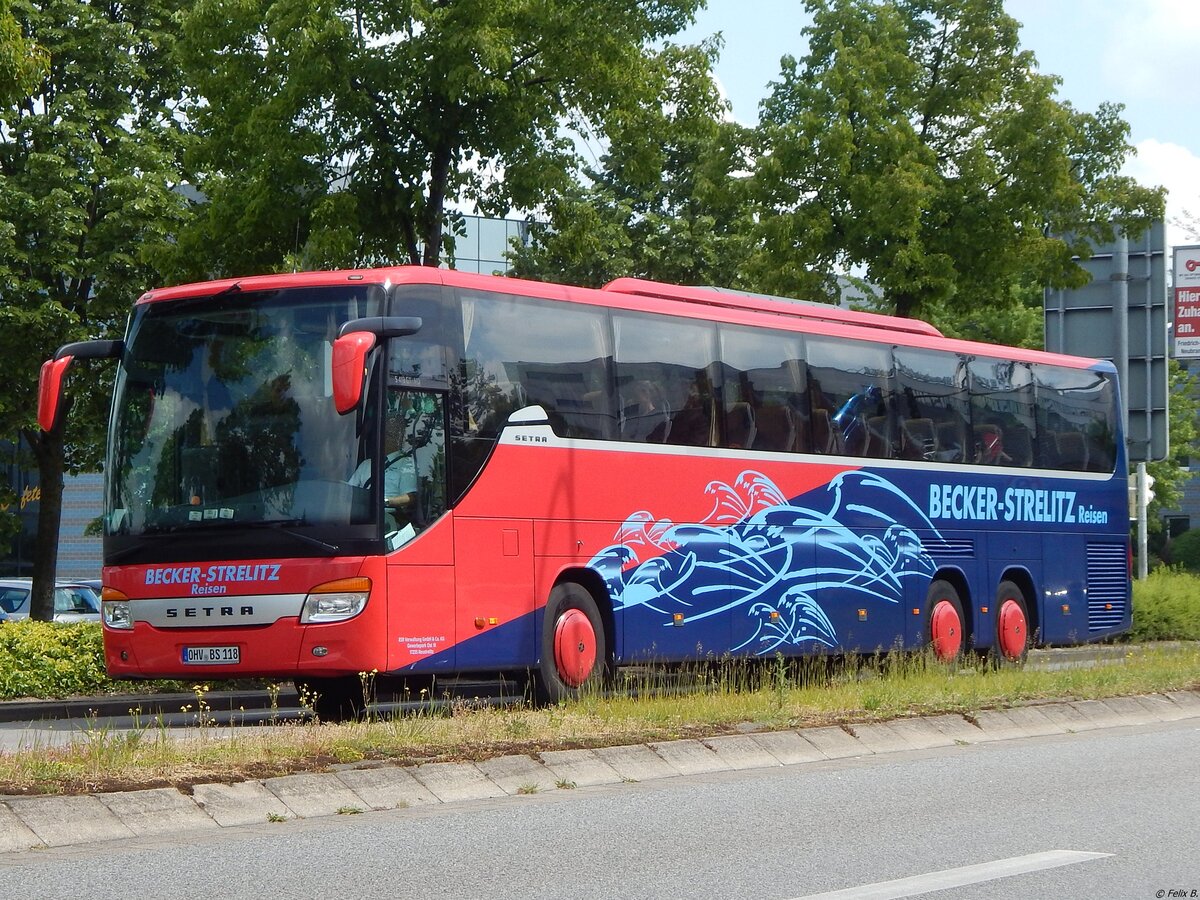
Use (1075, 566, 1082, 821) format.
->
(602, 278, 945, 338)
(136, 266, 1110, 374)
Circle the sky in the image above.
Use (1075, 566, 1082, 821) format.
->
(680, 0, 1200, 251)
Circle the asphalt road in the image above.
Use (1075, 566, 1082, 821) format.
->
(2, 718, 1197, 899)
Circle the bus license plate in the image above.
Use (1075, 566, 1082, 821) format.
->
(182, 646, 240, 665)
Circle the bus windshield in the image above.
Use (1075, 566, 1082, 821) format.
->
(106, 285, 385, 556)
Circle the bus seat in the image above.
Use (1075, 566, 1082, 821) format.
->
(1005, 425, 1033, 467)
(790, 408, 809, 453)
(752, 405, 796, 452)
(865, 416, 892, 458)
(725, 402, 756, 449)
(1055, 431, 1089, 471)
(900, 417, 937, 460)
(665, 406, 713, 447)
(811, 408, 839, 454)
(936, 420, 966, 462)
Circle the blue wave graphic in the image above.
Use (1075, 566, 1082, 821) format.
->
(589, 470, 943, 655)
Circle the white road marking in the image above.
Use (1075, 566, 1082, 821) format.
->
(792, 849, 1113, 899)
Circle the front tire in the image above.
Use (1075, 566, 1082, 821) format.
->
(536, 582, 609, 704)
(295, 675, 368, 723)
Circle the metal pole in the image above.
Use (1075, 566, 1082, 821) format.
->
(1137, 461, 1149, 580)
(1114, 233, 1130, 454)
(1140, 231, 1155, 460)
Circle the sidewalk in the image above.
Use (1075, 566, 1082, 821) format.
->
(2, 690, 1197, 855)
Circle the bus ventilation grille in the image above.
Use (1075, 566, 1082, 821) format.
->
(1086, 543, 1128, 632)
(922, 538, 975, 558)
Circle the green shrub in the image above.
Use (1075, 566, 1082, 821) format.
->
(1167, 529, 1200, 572)
(0, 621, 109, 700)
(1130, 568, 1200, 642)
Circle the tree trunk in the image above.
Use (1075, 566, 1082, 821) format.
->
(23, 425, 65, 622)
(892, 292, 918, 319)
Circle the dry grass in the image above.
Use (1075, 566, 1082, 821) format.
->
(1, 644, 1196, 796)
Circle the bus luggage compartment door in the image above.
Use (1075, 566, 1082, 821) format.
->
(453, 517, 536, 670)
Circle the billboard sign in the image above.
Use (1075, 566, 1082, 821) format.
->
(1044, 223, 1168, 462)
(1174, 245, 1200, 359)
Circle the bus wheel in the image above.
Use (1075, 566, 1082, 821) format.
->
(537, 582, 608, 704)
(927, 580, 965, 663)
(295, 675, 366, 723)
(993, 581, 1031, 665)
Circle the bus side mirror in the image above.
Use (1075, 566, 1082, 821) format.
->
(37, 338, 123, 432)
(38, 356, 74, 432)
(332, 332, 377, 415)
(331, 316, 422, 415)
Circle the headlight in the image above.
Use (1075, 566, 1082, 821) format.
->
(101, 587, 132, 630)
(301, 577, 371, 623)
(102, 600, 133, 630)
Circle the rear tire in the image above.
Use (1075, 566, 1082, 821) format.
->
(926, 580, 966, 663)
(536, 582, 609, 704)
(992, 580, 1031, 666)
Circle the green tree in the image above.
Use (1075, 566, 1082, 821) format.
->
(509, 40, 756, 289)
(0, 0, 45, 550)
(751, 0, 1164, 321)
(166, 0, 703, 281)
(0, 0, 189, 618)
(0, 0, 45, 104)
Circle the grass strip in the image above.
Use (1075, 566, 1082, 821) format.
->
(0, 643, 1196, 796)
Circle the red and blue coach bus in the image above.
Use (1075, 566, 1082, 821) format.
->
(38, 268, 1130, 718)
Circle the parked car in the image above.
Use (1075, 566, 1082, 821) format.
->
(0, 579, 102, 623)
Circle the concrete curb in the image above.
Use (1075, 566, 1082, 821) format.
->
(1, 690, 1196, 854)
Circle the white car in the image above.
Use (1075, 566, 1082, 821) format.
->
(0, 579, 102, 623)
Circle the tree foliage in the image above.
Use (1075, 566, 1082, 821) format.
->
(0, 0, 46, 104)
(509, 40, 756, 289)
(0, 0, 189, 617)
(750, 0, 1164, 321)
(166, 0, 703, 281)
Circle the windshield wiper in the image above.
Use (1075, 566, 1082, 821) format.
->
(245, 521, 340, 554)
(135, 519, 340, 555)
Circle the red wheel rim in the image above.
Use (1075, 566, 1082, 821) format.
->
(930, 599, 962, 660)
(553, 608, 597, 688)
(997, 598, 1027, 660)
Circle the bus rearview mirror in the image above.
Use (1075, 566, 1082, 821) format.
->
(38, 338, 123, 432)
(332, 332, 378, 414)
(38, 356, 74, 432)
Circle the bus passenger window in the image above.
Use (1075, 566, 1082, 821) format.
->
(1033, 365, 1116, 474)
(969, 357, 1035, 468)
(614, 311, 718, 447)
